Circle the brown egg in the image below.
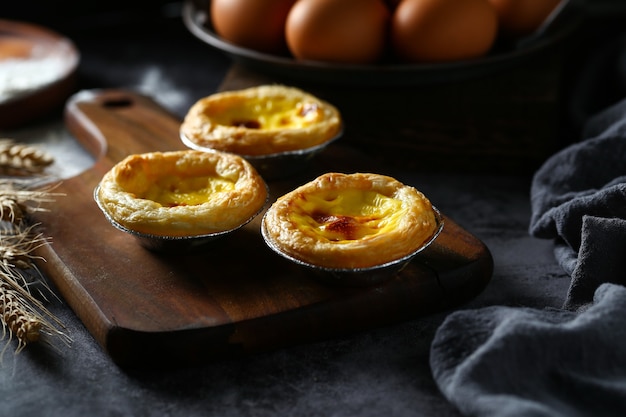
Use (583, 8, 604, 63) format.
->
(210, 0, 297, 54)
(391, 0, 498, 63)
(285, 0, 390, 64)
(487, 0, 562, 36)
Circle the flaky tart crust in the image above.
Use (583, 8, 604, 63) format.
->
(96, 150, 267, 236)
(262, 172, 438, 269)
(180, 85, 342, 156)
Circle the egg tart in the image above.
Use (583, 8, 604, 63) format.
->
(95, 150, 267, 237)
(261, 172, 440, 270)
(180, 85, 342, 156)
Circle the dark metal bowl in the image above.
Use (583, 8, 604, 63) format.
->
(182, 0, 583, 86)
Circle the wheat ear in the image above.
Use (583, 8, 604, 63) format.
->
(0, 223, 71, 359)
(0, 178, 63, 223)
(0, 141, 71, 357)
(0, 139, 54, 175)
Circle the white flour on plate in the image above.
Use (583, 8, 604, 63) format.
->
(0, 56, 68, 103)
(0, 39, 73, 104)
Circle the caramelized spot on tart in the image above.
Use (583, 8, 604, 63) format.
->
(289, 189, 403, 243)
(231, 119, 261, 129)
(312, 212, 360, 241)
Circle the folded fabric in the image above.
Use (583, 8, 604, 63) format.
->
(430, 57, 626, 416)
(430, 283, 626, 417)
(529, 96, 626, 309)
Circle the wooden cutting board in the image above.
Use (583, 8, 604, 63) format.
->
(31, 89, 493, 368)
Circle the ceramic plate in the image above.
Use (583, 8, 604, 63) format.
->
(0, 19, 79, 129)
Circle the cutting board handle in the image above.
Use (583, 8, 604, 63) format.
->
(64, 89, 185, 165)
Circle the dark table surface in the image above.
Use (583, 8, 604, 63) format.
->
(2, 2, 626, 416)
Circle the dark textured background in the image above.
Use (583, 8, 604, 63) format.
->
(1, 2, 626, 416)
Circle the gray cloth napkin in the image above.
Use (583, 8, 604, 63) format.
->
(431, 283, 626, 417)
(529, 96, 626, 310)
(430, 95, 626, 416)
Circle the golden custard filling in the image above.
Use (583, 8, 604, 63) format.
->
(140, 175, 235, 207)
(180, 85, 342, 156)
(262, 172, 439, 269)
(211, 97, 325, 130)
(96, 150, 268, 237)
(289, 189, 405, 242)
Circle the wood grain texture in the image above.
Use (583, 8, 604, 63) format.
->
(30, 89, 492, 368)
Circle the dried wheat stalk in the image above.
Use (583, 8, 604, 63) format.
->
(0, 172, 70, 357)
(0, 223, 71, 358)
(0, 140, 71, 356)
(0, 178, 62, 223)
(0, 139, 54, 175)
(0, 139, 54, 176)
(1, 279, 43, 354)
